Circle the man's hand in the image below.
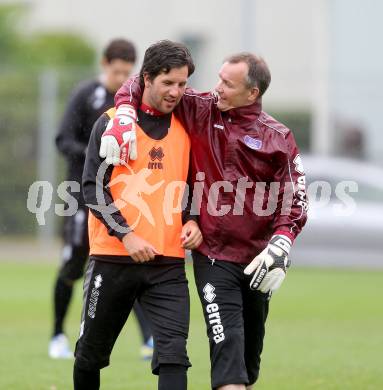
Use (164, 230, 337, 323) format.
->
(99, 105, 138, 165)
(244, 235, 292, 293)
(122, 232, 159, 262)
(181, 220, 203, 250)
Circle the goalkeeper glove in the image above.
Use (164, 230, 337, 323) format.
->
(99, 105, 138, 165)
(244, 234, 292, 293)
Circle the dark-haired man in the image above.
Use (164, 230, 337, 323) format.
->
(101, 52, 308, 389)
(50, 38, 156, 360)
(74, 40, 202, 390)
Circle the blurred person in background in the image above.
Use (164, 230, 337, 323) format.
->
(101, 52, 308, 389)
(74, 40, 201, 390)
(50, 38, 154, 361)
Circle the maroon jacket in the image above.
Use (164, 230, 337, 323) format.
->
(115, 77, 308, 264)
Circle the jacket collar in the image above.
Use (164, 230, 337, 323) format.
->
(223, 99, 262, 123)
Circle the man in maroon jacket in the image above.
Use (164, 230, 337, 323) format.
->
(100, 52, 308, 390)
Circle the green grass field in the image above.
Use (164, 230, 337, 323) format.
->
(0, 261, 382, 390)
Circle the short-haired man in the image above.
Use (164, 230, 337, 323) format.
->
(74, 40, 202, 390)
(101, 52, 308, 389)
(50, 38, 147, 360)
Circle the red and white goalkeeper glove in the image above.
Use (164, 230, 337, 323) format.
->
(244, 234, 292, 293)
(99, 105, 138, 165)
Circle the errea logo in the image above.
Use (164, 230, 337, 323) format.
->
(148, 147, 164, 170)
(203, 283, 216, 303)
(88, 274, 103, 319)
(202, 283, 225, 344)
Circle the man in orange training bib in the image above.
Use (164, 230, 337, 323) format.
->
(73, 40, 202, 390)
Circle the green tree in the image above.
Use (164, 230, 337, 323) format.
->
(19, 32, 96, 68)
(0, 5, 24, 64)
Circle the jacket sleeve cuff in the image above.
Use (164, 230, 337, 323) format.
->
(273, 230, 295, 244)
